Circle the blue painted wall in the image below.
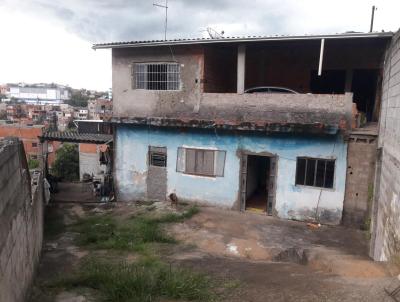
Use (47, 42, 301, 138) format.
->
(115, 125, 347, 224)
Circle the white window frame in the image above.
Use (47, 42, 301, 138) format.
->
(133, 62, 181, 91)
(176, 147, 226, 177)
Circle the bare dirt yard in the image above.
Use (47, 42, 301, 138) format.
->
(29, 196, 400, 302)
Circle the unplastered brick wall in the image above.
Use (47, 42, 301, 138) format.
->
(370, 30, 400, 261)
(343, 135, 377, 228)
(0, 139, 44, 302)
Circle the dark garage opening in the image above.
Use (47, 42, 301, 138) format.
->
(245, 155, 270, 213)
(310, 70, 346, 94)
(351, 69, 379, 121)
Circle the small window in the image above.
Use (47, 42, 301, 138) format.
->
(30, 155, 38, 160)
(176, 147, 226, 177)
(32, 142, 38, 147)
(149, 146, 167, 167)
(133, 63, 180, 90)
(295, 157, 335, 189)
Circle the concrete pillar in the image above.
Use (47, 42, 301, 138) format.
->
(345, 69, 353, 92)
(237, 44, 246, 94)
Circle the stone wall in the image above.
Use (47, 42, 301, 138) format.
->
(0, 138, 44, 302)
(343, 133, 377, 228)
(370, 30, 400, 261)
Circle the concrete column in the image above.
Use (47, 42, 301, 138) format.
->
(345, 69, 353, 92)
(237, 44, 246, 94)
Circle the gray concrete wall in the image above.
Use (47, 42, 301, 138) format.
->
(111, 46, 353, 133)
(112, 46, 204, 118)
(370, 31, 400, 261)
(0, 139, 44, 302)
(343, 134, 377, 228)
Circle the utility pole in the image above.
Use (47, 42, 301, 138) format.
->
(370, 5, 377, 32)
(153, 0, 168, 40)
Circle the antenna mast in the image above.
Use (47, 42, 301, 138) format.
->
(370, 5, 377, 32)
(153, 0, 168, 40)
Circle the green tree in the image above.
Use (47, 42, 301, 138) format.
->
(52, 143, 79, 181)
(28, 159, 40, 169)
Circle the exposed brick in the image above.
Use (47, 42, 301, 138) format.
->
(343, 136, 377, 228)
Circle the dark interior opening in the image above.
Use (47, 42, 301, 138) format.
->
(245, 155, 269, 213)
(310, 70, 346, 94)
(351, 69, 379, 121)
(203, 45, 237, 93)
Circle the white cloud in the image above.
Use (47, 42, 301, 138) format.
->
(0, 8, 111, 91)
(0, 0, 399, 91)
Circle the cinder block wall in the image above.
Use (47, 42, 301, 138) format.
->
(343, 135, 377, 228)
(370, 30, 400, 261)
(0, 139, 44, 302)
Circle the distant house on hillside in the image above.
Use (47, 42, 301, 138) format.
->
(0, 123, 60, 167)
(6, 83, 70, 105)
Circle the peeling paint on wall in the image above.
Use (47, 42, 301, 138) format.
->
(115, 125, 347, 224)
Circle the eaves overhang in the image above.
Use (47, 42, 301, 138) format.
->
(93, 32, 394, 49)
(111, 117, 342, 136)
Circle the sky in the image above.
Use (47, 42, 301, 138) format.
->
(0, 0, 399, 91)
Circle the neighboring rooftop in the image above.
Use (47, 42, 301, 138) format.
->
(39, 131, 112, 144)
(93, 31, 394, 49)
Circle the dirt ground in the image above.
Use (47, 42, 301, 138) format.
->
(29, 187, 400, 302)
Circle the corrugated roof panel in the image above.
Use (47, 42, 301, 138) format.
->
(93, 32, 393, 49)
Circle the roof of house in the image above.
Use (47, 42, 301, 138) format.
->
(93, 31, 393, 49)
(39, 131, 112, 144)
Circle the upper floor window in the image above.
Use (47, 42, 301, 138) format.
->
(295, 157, 335, 189)
(176, 147, 226, 177)
(133, 63, 180, 91)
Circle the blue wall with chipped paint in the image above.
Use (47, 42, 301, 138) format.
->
(115, 125, 347, 224)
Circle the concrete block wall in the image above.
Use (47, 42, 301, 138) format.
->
(343, 135, 377, 228)
(0, 139, 44, 302)
(371, 30, 400, 261)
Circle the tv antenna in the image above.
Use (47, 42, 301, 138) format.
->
(201, 27, 225, 39)
(370, 5, 377, 32)
(153, 0, 168, 40)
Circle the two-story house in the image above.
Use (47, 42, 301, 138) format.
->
(94, 32, 393, 225)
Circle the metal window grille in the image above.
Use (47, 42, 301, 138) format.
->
(176, 147, 226, 177)
(134, 63, 180, 90)
(295, 157, 335, 189)
(149, 146, 167, 167)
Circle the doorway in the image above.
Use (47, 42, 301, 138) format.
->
(240, 153, 277, 215)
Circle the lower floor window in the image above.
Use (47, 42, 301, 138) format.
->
(295, 157, 335, 189)
(149, 146, 167, 167)
(176, 147, 226, 177)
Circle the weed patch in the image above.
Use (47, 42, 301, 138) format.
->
(51, 258, 216, 302)
(71, 206, 199, 251)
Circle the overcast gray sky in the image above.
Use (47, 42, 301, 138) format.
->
(0, 0, 399, 90)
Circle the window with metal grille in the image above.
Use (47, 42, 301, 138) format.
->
(176, 147, 226, 177)
(149, 146, 167, 167)
(295, 157, 335, 189)
(134, 63, 180, 90)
